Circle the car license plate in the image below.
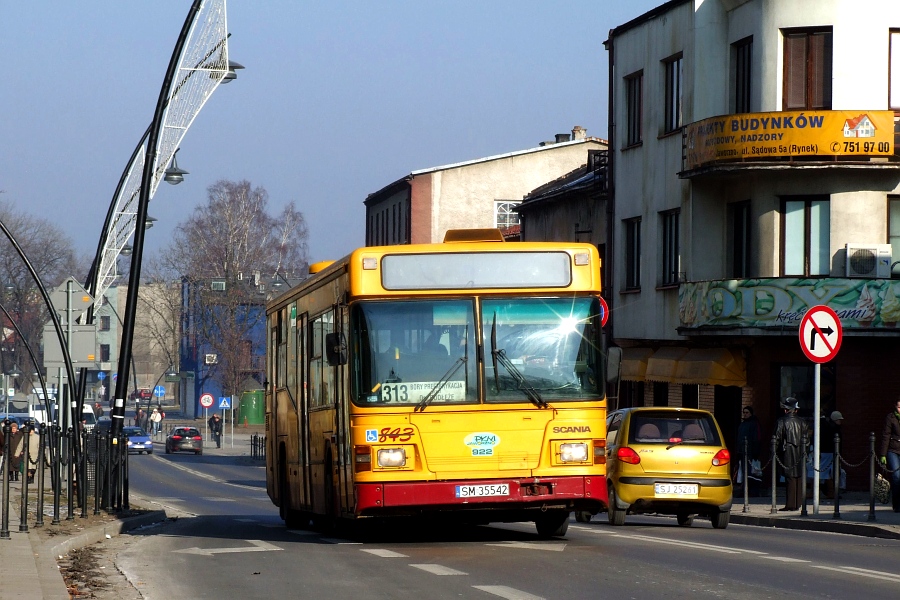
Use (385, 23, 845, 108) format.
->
(654, 483, 699, 497)
(455, 484, 510, 498)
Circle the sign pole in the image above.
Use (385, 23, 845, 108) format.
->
(813, 363, 821, 514)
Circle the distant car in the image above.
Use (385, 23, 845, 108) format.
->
(604, 407, 732, 529)
(165, 427, 203, 455)
(124, 426, 153, 454)
(0, 414, 30, 429)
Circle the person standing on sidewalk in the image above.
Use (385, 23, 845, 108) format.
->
(208, 413, 223, 448)
(879, 397, 900, 512)
(736, 406, 762, 496)
(773, 396, 809, 511)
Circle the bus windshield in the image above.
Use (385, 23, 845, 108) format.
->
(483, 297, 602, 403)
(352, 300, 478, 406)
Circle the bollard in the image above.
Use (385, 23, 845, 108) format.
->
(93, 427, 103, 516)
(51, 425, 61, 525)
(35, 424, 46, 527)
(800, 442, 808, 516)
(66, 427, 75, 521)
(1, 420, 11, 539)
(79, 428, 88, 518)
(832, 433, 841, 519)
(869, 432, 877, 522)
(19, 423, 32, 532)
(770, 436, 778, 514)
(742, 437, 749, 513)
(244, 416, 249, 428)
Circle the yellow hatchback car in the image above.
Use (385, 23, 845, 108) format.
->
(605, 407, 732, 528)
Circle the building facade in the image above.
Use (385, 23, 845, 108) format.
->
(364, 127, 606, 246)
(604, 0, 900, 483)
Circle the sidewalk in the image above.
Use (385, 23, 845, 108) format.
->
(2, 427, 899, 598)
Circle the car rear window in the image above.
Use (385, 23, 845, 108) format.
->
(629, 412, 721, 445)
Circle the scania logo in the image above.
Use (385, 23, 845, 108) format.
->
(552, 426, 591, 434)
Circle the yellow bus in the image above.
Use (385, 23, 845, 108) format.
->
(265, 229, 608, 536)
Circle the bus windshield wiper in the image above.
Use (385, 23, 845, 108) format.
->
(414, 356, 468, 412)
(490, 314, 548, 409)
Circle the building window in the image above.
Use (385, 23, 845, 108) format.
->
(625, 217, 641, 290)
(100, 344, 110, 362)
(892, 31, 900, 109)
(99, 315, 111, 332)
(625, 71, 643, 146)
(730, 201, 751, 278)
(733, 36, 752, 113)
(781, 195, 830, 276)
(783, 28, 832, 110)
(889, 196, 900, 276)
(661, 210, 680, 286)
(494, 201, 521, 229)
(663, 54, 683, 134)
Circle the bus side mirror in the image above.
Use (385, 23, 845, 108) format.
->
(325, 332, 348, 366)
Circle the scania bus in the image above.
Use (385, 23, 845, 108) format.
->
(265, 229, 608, 536)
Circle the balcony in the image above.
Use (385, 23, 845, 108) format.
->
(677, 276, 900, 336)
(680, 110, 900, 178)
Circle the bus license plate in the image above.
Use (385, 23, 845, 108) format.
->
(455, 484, 510, 498)
(654, 483, 698, 497)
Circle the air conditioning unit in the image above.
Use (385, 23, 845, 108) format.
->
(204, 353, 218, 365)
(845, 243, 892, 278)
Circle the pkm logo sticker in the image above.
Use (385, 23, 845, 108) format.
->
(465, 432, 500, 457)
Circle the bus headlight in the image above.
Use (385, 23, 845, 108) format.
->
(559, 442, 589, 463)
(377, 447, 407, 467)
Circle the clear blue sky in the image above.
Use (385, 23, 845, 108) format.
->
(0, 1, 659, 265)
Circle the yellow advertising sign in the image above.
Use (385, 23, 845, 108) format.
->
(684, 110, 895, 170)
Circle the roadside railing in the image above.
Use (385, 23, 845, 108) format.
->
(250, 434, 266, 461)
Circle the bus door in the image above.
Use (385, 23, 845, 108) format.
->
(331, 303, 353, 518)
(297, 311, 313, 511)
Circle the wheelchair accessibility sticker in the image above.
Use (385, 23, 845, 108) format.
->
(366, 429, 378, 443)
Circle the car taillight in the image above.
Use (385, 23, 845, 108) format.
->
(193, 436, 202, 440)
(171, 435, 182, 440)
(616, 447, 641, 465)
(712, 448, 730, 466)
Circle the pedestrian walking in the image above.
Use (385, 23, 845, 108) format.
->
(208, 413, 223, 448)
(773, 396, 809, 511)
(6, 421, 23, 481)
(879, 397, 900, 512)
(150, 407, 162, 435)
(13, 425, 43, 484)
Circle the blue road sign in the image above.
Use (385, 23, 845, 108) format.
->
(218, 397, 231, 409)
(97, 372, 106, 380)
(153, 385, 166, 397)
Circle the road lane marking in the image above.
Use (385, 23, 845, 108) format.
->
(361, 548, 408, 558)
(201, 497, 236, 502)
(320, 538, 362, 544)
(762, 556, 810, 563)
(473, 585, 545, 600)
(485, 541, 566, 552)
(150, 454, 262, 491)
(172, 539, 282, 556)
(814, 565, 900, 583)
(410, 564, 467, 575)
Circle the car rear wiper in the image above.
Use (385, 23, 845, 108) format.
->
(490, 313, 548, 409)
(414, 355, 468, 412)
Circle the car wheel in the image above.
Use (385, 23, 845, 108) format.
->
(197, 450, 202, 455)
(165, 445, 170, 454)
(607, 486, 626, 526)
(676, 513, 693, 527)
(574, 510, 592, 523)
(711, 510, 730, 529)
(534, 510, 570, 538)
(147, 450, 153, 454)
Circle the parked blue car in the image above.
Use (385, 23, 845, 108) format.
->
(124, 426, 153, 454)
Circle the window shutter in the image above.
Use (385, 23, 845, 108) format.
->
(784, 33, 807, 109)
(808, 31, 833, 109)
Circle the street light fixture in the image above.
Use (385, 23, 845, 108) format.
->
(219, 60, 244, 84)
(3, 364, 22, 416)
(163, 149, 188, 185)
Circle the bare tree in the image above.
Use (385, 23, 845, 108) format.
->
(159, 180, 309, 396)
(0, 198, 80, 392)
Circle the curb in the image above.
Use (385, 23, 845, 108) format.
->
(730, 513, 900, 539)
(31, 510, 168, 600)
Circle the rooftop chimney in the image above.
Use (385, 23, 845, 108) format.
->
(572, 125, 587, 140)
(555, 133, 571, 143)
